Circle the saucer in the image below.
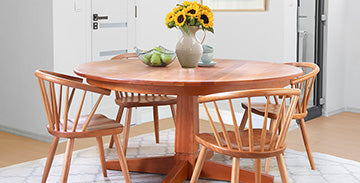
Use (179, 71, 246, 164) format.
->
(198, 61, 216, 67)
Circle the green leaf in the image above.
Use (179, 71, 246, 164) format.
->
(195, 19, 201, 26)
(190, 18, 196, 26)
(206, 27, 214, 34)
(169, 21, 175, 27)
(186, 16, 191, 23)
(182, 24, 190, 35)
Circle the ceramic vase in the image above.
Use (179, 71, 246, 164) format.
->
(176, 26, 203, 68)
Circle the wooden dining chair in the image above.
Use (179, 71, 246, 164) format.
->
(108, 53, 177, 154)
(240, 62, 320, 172)
(35, 70, 131, 183)
(190, 88, 300, 183)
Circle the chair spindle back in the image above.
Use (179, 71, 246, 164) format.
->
(198, 88, 300, 153)
(285, 62, 319, 115)
(35, 70, 111, 132)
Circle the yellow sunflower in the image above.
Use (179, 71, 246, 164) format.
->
(182, 1, 191, 7)
(173, 6, 183, 13)
(198, 10, 214, 28)
(191, 1, 201, 7)
(201, 5, 211, 12)
(174, 10, 186, 27)
(165, 11, 175, 22)
(185, 4, 200, 18)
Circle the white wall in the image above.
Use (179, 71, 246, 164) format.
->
(283, 0, 298, 61)
(135, 0, 180, 50)
(0, 0, 54, 141)
(53, 0, 91, 75)
(323, 0, 360, 116)
(200, 0, 297, 63)
(343, 0, 360, 113)
(323, 0, 346, 116)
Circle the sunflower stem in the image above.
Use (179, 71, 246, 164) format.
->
(182, 24, 190, 35)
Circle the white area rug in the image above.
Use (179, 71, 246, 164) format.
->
(1, 128, 360, 183)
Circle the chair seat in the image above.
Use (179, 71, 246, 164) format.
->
(61, 114, 122, 132)
(196, 129, 285, 158)
(241, 102, 307, 120)
(115, 95, 177, 107)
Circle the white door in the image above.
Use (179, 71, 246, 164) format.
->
(90, 0, 136, 120)
(91, 0, 135, 61)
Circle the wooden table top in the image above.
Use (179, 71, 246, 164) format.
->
(74, 59, 303, 95)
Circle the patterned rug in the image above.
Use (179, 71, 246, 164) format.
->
(1, 128, 360, 183)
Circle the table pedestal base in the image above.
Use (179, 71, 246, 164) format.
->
(106, 155, 274, 183)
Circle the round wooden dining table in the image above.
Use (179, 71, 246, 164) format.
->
(74, 58, 302, 183)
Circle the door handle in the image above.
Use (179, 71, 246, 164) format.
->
(93, 14, 108, 21)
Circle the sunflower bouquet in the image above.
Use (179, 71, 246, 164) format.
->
(165, 1, 214, 35)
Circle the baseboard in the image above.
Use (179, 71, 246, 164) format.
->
(0, 124, 53, 143)
(345, 107, 360, 114)
(322, 107, 345, 117)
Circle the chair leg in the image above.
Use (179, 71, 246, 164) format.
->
(61, 138, 75, 183)
(170, 104, 176, 125)
(264, 119, 276, 174)
(41, 136, 59, 183)
(113, 134, 131, 183)
(299, 118, 315, 170)
(96, 136, 107, 177)
(239, 109, 248, 130)
(231, 157, 240, 183)
(153, 106, 159, 143)
(109, 105, 125, 148)
(190, 146, 208, 183)
(264, 158, 271, 174)
(276, 154, 289, 183)
(122, 107, 132, 155)
(255, 159, 261, 183)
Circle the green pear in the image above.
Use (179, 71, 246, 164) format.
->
(142, 53, 151, 63)
(150, 53, 161, 66)
(154, 47, 162, 52)
(160, 54, 173, 64)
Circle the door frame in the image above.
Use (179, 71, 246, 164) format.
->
(296, 0, 325, 121)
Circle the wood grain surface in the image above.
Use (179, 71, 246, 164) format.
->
(74, 59, 303, 95)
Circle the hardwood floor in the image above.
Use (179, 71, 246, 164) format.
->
(287, 112, 360, 162)
(0, 112, 359, 168)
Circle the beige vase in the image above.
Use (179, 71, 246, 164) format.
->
(176, 26, 203, 68)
